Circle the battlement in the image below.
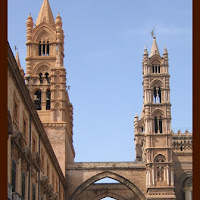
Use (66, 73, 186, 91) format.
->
(172, 130, 192, 152)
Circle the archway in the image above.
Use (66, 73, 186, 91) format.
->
(70, 171, 145, 200)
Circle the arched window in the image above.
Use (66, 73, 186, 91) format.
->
(159, 117, 162, 133)
(43, 41, 45, 55)
(153, 86, 161, 103)
(46, 90, 51, 110)
(152, 64, 161, 74)
(38, 41, 50, 56)
(47, 41, 49, 55)
(155, 116, 158, 133)
(45, 72, 50, 83)
(39, 41, 41, 56)
(34, 90, 41, 110)
(39, 73, 43, 83)
(154, 115, 163, 133)
(158, 87, 161, 103)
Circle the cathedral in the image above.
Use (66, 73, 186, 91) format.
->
(7, 0, 192, 199)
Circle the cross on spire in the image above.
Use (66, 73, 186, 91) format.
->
(151, 29, 155, 38)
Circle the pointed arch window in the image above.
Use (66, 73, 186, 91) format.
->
(152, 64, 161, 73)
(38, 41, 50, 56)
(39, 73, 43, 83)
(46, 89, 51, 110)
(153, 86, 161, 103)
(39, 41, 42, 56)
(43, 41, 45, 55)
(47, 41, 50, 55)
(45, 72, 50, 83)
(159, 117, 162, 133)
(34, 90, 41, 110)
(155, 116, 158, 133)
(154, 115, 163, 133)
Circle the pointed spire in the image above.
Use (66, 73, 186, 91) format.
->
(35, 0, 54, 26)
(149, 37, 160, 58)
(15, 52, 25, 77)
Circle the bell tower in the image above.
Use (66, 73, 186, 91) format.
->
(134, 37, 176, 199)
(25, 0, 75, 175)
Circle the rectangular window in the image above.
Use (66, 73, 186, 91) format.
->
(22, 172, 26, 199)
(11, 160, 16, 192)
(32, 184, 36, 200)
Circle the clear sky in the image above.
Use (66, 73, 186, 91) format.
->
(8, 0, 192, 164)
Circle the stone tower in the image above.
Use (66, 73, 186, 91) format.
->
(25, 0, 75, 175)
(134, 37, 176, 199)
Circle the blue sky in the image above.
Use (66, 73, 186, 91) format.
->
(8, 0, 192, 165)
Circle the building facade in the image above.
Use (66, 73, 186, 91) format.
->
(8, 0, 192, 199)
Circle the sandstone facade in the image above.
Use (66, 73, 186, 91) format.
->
(8, 0, 192, 199)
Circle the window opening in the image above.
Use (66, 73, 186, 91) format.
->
(155, 116, 158, 133)
(158, 65, 160, 73)
(43, 41, 45, 55)
(47, 41, 49, 55)
(159, 117, 162, 133)
(39, 41, 41, 56)
(34, 90, 41, 110)
(153, 87, 161, 103)
(45, 72, 50, 83)
(39, 73, 43, 83)
(46, 90, 51, 110)
(158, 87, 161, 103)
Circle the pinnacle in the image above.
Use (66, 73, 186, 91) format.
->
(35, 0, 54, 26)
(149, 37, 160, 58)
(15, 52, 22, 69)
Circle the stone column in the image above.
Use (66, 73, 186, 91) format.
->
(185, 189, 192, 200)
(167, 166, 169, 185)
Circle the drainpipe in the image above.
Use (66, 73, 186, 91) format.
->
(28, 115, 32, 200)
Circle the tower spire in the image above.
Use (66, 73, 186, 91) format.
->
(35, 0, 54, 26)
(149, 37, 160, 57)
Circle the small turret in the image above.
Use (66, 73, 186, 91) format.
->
(26, 13, 33, 43)
(163, 45, 168, 59)
(15, 52, 24, 78)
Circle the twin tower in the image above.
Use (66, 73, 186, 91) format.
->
(23, 0, 175, 198)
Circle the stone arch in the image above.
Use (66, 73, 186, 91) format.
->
(33, 62, 51, 76)
(152, 108, 164, 117)
(178, 171, 192, 185)
(150, 79, 163, 89)
(32, 24, 56, 43)
(154, 154, 166, 163)
(90, 191, 126, 200)
(149, 55, 162, 64)
(70, 171, 145, 200)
